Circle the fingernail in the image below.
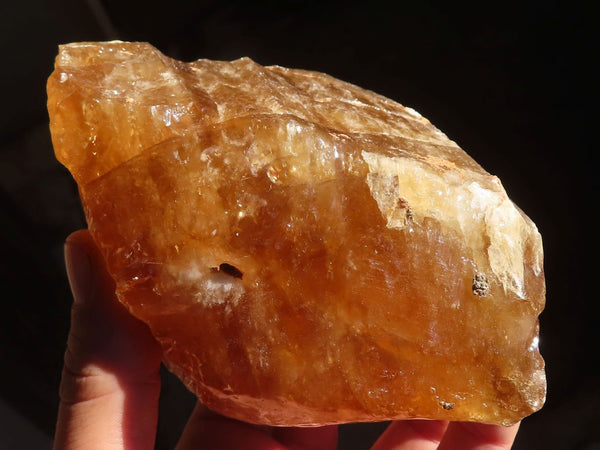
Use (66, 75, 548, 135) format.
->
(64, 241, 92, 304)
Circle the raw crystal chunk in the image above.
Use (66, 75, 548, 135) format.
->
(47, 41, 546, 426)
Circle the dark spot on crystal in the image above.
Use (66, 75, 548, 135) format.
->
(440, 401, 455, 410)
(473, 273, 489, 297)
(397, 197, 414, 222)
(218, 263, 243, 279)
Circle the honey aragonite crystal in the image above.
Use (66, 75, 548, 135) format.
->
(47, 41, 546, 426)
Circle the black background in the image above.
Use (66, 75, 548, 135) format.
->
(0, 1, 597, 448)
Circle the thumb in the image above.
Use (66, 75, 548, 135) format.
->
(54, 230, 162, 450)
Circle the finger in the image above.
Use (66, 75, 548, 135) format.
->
(437, 421, 520, 450)
(54, 230, 162, 450)
(371, 420, 449, 450)
(272, 424, 338, 449)
(176, 402, 287, 450)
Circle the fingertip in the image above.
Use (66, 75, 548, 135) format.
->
(65, 228, 93, 245)
(64, 229, 120, 311)
(64, 238, 92, 305)
(272, 424, 338, 450)
(63, 227, 162, 376)
(438, 421, 520, 450)
(176, 402, 287, 450)
(64, 229, 105, 305)
(371, 419, 448, 450)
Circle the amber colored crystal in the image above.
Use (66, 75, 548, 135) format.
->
(47, 41, 546, 426)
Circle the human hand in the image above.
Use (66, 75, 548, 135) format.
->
(54, 229, 520, 449)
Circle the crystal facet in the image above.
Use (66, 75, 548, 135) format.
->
(48, 41, 546, 426)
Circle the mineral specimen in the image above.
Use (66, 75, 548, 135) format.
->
(47, 41, 546, 426)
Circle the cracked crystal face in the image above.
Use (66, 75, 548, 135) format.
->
(48, 41, 546, 426)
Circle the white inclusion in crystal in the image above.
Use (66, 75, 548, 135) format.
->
(266, 166, 280, 184)
(173, 149, 188, 164)
(286, 121, 303, 138)
(60, 72, 69, 83)
(149, 105, 163, 124)
(150, 104, 186, 127)
(168, 104, 186, 124)
(202, 275, 241, 305)
(163, 109, 172, 127)
(174, 263, 244, 308)
(159, 70, 178, 86)
(528, 336, 539, 352)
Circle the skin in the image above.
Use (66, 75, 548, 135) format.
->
(54, 230, 520, 450)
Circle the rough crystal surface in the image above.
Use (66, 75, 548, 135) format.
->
(47, 41, 546, 426)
